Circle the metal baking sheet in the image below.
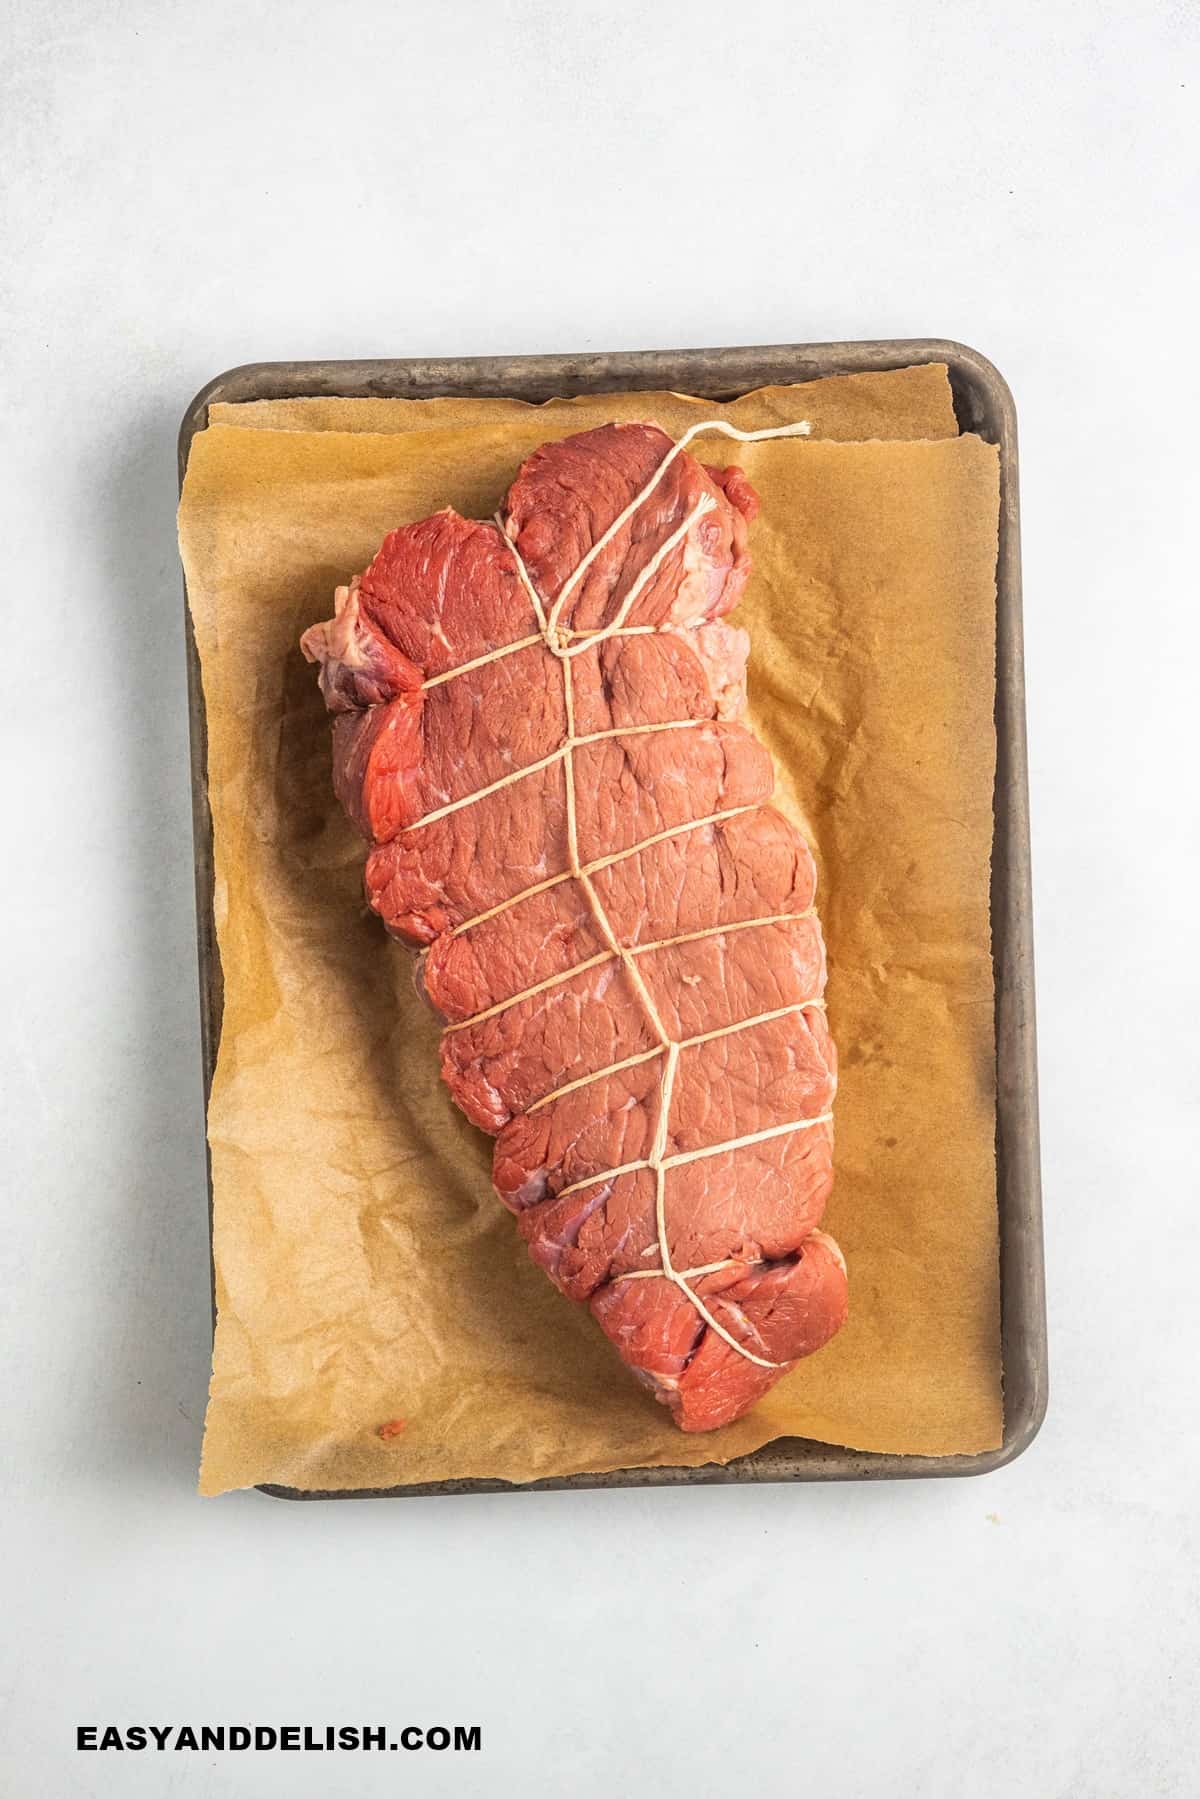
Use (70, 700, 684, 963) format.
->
(179, 340, 1046, 1497)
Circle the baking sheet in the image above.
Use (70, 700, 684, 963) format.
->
(178, 367, 1003, 1495)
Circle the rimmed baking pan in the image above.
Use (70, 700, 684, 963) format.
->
(179, 340, 1046, 1497)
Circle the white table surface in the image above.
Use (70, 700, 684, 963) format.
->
(3, 1, 1197, 1793)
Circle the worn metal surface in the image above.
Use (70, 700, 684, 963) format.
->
(179, 341, 1046, 1499)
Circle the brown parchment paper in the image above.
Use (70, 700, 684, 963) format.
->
(207, 364, 959, 443)
(180, 371, 1001, 1495)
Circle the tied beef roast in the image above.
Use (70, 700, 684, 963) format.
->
(301, 422, 847, 1431)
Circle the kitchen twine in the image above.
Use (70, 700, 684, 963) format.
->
(399, 419, 833, 1369)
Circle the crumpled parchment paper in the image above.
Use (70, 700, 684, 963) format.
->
(178, 366, 1001, 1494)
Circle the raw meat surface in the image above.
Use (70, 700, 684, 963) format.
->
(301, 422, 846, 1431)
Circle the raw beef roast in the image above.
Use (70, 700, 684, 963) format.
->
(301, 421, 847, 1431)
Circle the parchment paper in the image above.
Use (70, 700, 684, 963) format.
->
(207, 363, 959, 442)
(179, 368, 1001, 1495)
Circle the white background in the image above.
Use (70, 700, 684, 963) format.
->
(2, 1, 1197, 1794)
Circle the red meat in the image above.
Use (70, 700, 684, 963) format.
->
(301, 423, 846, 1431)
